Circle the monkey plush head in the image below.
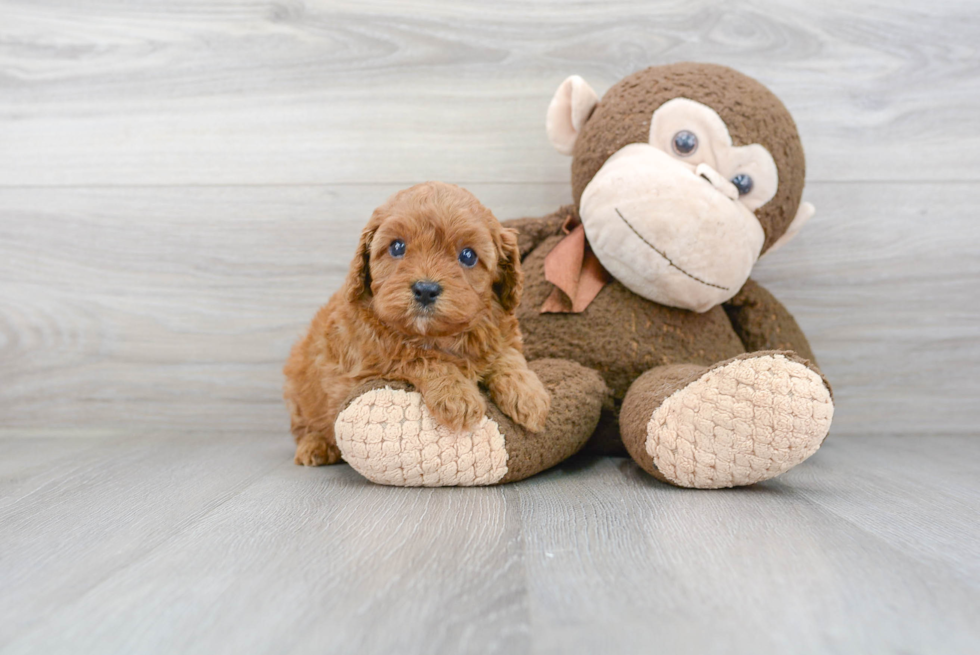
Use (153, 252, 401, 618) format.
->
(546, 62, 814, 313)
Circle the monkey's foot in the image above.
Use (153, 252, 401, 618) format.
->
(622, 353, 833, 489)
(334, 359, 606, 487)
(336, 387, 508, 486)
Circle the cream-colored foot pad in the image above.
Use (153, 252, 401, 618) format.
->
(646, 355, 833, 489)
(335, 387, 509, 487)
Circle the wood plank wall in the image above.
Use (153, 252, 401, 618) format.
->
(2, 0, 978, 437)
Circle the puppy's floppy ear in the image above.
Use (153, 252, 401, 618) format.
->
(344, 214, 380, 304)
(493, 227, 523, 312)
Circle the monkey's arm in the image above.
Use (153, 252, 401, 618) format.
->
(723, 278, 819, 366)
(501, 205, 576, 259)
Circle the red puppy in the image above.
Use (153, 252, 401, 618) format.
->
(284, 182, 550, 465)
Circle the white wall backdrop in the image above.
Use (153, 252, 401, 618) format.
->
(2, 0, 978, 438)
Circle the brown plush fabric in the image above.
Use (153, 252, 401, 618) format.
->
(501, 59, 825, 448)
(340, 359, 606, 483)
(501, 211, 831, 453)
(620, 363, 708, 481)
(516, 230, 747, 405)
(619, 350, 828, 482)
(723, 279, 819, 367)
(571, 62, 806, 253)
(495, 358, 607, 483)
(627, 352, 832, 488)
(502, 209, 570, 259)
(337, 63, 829, 486)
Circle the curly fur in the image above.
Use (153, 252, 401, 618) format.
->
(284, 182, 550, 466)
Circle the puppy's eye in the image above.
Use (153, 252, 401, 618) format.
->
(672, 130, 698, 156)
(458, 247, 478, 268)
(731, 173, 753, 196)
(388, 239, 406, 258)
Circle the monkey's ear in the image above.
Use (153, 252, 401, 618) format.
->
(344, 219, 379, 304)
(546, 75, 599, 156)
(763, 202, 815, 257)
(494, 227, 524, 312)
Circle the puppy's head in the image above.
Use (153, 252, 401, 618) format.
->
(345, 182, 522, 338)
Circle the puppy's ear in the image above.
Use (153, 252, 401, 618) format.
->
(493, 227, 524, 312)
(344, 215, 380, 304)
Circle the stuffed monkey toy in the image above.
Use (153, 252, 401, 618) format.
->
(334, 63, 833, 488)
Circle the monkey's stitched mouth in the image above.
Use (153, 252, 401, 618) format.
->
(614, 208, 729, 291)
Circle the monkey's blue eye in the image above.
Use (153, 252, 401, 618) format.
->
(731, 174, 753, 196)
(458, 247, 478, 268)
(389, 239, 406, 258)
(672, 130, 698, 156)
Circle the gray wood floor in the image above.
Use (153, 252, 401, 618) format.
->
(2, 1, 980, 653)
(1, 435, 978, 655)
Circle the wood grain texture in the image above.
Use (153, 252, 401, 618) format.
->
(1, 1, 978, 433)
(517, 448, 980, 654)
(2, 182, 977, 437)
(1, 0, 979, 185)
(0, 435, 978, 654)
(0, 433, 287, 645)
(2, 1, 978, 652)
(753, 182, 980, 436)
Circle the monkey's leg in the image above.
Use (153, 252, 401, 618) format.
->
(334, 359, 607, 486)
(620, 351, 833, 489)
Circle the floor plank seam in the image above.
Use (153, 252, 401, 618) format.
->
(0, 456, 293, 649)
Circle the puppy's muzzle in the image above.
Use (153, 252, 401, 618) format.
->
(411, 280, 442, 308)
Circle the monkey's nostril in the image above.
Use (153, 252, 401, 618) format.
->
(411, 281, 442, 307)
(695, 163, 740, 200)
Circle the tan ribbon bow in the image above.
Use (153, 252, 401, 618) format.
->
(541, 214, 611, 313)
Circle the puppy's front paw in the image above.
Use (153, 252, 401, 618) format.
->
(294, 435, 342, 466)
(492, 371, 551, 433)
(424, 381, 487, 433)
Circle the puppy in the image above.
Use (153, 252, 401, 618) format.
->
(283, 182, 551, 466)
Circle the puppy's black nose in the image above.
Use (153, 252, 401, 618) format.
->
(412, 280, 442, 307)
